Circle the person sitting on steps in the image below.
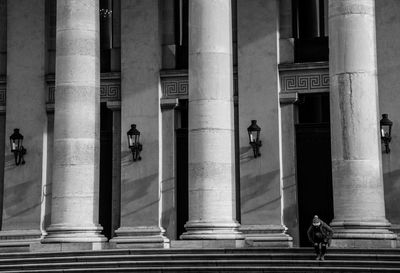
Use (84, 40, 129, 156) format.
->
(307, 215, 334, 261)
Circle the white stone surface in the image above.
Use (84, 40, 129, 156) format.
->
(111, 0, 168, 248)
(44, 0, 105, 243)
(1, 0, 46, 242)
(376, 0, 400, 241)
(237, 0, 291, 246)
(181, 0, 241, 240)
(0, 0, 6, 74)
(329, 0, 396, 247)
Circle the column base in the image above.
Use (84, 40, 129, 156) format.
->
(239, 225, 293, 247)
(0, 229, 42, 252)
(110, 226, 170, 249)
(171, 239, 245, 248)
(389, 224, 400, 248)
(42, 224, 107, 243)
(330, 220, 397, 248)
(180, 220, 244, 240)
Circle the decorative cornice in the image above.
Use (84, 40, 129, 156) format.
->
(160, 98, 179, 110)
(160, 69, 238, 99)
(279, 92, 298, 105)
(46, 72, 121, 104)
(0, 76, 6, 108)
(279, 62, 329, 94)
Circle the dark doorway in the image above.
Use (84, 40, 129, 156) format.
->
(99, 102, 113, 240)
(176, 100, 188, 238)
(295, 93, 334, 247)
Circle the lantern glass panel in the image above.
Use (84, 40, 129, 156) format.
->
(249, 131, 257, 143)
(128, 135, 134, 147)
(10, 129, 23, 152)
(381, 125, 390, 138)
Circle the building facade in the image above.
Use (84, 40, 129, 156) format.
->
(0, 0, 399, 251)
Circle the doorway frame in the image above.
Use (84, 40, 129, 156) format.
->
(278, 61, 329, 246)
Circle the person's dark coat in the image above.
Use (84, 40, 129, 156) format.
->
(307, 220, 333, 245)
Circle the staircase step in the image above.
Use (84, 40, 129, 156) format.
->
(0, 248, 399, 272)
(0, 259, 400, 270)
(2, 266, 400, 273)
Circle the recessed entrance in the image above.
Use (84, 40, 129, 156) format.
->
(295, 93, 334, 247)
(99, 102, 113, 240)
(176, 100, 188, 238)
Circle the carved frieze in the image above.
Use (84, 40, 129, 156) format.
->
(0, 76, 5, 107)
(160, 69, 238, 99)
(46, 72, 121, 104)
(279, 62, 329, 94)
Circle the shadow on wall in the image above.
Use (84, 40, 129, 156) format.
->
(3, 178, 41, 221)
(240, 169, 280, 216)
(383, 169, 400, 223)
(120, 172, 159, 220)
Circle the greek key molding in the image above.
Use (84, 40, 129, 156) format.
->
(0, 75, 5, 107)
(160, 69, 238, 99)
(279, 62, 329, 94)
(100, 83, 121, 101)
(0, 87, 6, 106)
(162, 77, 189, 98)
(46, 73, 121, 104)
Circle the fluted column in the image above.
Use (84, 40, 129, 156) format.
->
(181, 0, 242, 241)
(329, 0, 397, 248)
(43, 0, 105, 243)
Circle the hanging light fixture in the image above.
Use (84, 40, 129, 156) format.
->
(127, 124, 143, 161)
(247, 120, 262, 158)
(9, 128, 27, 166)
(380, 114, 393, 154)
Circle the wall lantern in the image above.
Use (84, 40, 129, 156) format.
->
(247, 120, 262, 158)
(380, 114, 393, 154)
(9, 128, 26, 166)
(127, 124, 142, 161)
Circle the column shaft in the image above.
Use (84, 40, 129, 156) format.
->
(44, 0, 105, 243)
(329, 0, 396, 247)
(181, 0, 242, 240)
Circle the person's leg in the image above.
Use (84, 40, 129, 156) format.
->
(314, 243, 321, 260)
(320, 243, 327, 260)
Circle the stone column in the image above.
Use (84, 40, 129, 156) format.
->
(329, 0, 397, 248)
(180, 0, 242, 243)
(43, 0, 106, 245)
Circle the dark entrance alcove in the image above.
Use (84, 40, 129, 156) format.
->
(295, 93, 334, 246)
(176, 100, 188, 238)
(99, 102, 113, 240)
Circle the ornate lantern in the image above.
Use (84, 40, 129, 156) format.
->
(9, 128, 26, 165)
(247, 120, 262, 158)
(380, 114, 393, 154)
(127, 124, 143, 161)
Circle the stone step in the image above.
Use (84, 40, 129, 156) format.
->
(0, 247, 399, 259)
(1, 265, 400, 273)
(0, 259, 400, 271)
(0, 248, 399, 272)
(0, 252, 399, 265)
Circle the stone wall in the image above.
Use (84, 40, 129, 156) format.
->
(376, 0, 400, 237)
